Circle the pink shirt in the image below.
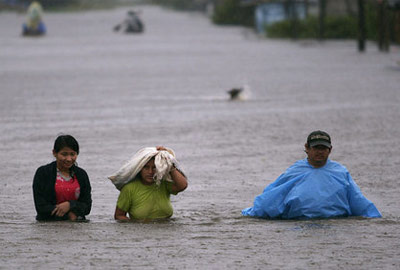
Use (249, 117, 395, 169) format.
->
(55, 171, 80, 204)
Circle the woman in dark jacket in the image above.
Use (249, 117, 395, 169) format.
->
(33, 135, 92, 221)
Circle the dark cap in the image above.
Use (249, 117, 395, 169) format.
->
(307, 130, 331, 148)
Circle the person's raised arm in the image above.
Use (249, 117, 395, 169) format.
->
(156, 146, 188, 194)
(170, 167, 188, 194)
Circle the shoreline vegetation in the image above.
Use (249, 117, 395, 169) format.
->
(154, 0, 399, 45)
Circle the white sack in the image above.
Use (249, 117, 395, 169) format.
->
(108, 147, 182, 190)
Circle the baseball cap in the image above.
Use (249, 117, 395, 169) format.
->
(307, 130, 331, 148)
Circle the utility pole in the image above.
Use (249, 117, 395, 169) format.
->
(357, 0, 366, 52)
(318, 0, 326, 40)
(287, 0, 298, 39)
(378, 0, 390, 52)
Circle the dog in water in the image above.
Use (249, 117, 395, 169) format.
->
(227, 85, 250, 101)
(227, 88, 243, 100)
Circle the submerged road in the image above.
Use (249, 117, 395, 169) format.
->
(1, 5, 400, 269)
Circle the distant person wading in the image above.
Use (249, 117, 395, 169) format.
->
(114, 10, 144, 33)
(22, 1, 46, 36)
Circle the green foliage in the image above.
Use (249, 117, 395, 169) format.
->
(266, 15, 358, 39)
(212, 0, 254, 27)
(265, 1, 399, 43)
(324, 16, 358, 39)
(150, 0, 207, 11)
(266, 17, 312, 39)
(364, 0, 379, 40)
(364, 0, 398, 43)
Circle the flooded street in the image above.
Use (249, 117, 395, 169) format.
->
(1, 5, 400, 269)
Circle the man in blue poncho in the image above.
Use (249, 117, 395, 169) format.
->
(242, 130, 381, 219)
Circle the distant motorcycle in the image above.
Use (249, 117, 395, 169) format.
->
(114, 10, 144, 33)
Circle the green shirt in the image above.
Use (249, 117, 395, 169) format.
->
(117, 179, 176, 220)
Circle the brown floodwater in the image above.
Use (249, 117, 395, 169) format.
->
(1, 5, 400, 269)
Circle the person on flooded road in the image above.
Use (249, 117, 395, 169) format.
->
(109, 146, 188, 221)
(32, 135, 92, 221)
(22, 1, 46, 36)
(113, 10, 144, 33)
(242, 130, 381, 219)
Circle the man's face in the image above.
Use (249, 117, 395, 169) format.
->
(305, 144, 331, 168)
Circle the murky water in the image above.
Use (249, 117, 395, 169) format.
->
(1, 5, 400, 269)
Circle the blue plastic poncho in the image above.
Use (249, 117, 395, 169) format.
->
(242, 159, 381, 219)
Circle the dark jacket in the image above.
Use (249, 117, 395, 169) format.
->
(32, 161, 92, 221)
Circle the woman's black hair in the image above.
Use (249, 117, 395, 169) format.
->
(53, 135, 79, 154)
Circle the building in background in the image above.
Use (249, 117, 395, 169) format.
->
(241, 0, 318, 33)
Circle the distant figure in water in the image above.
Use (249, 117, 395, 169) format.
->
(32, 135, 92, 221)
(242, 130, 381, 219)
(114, 10, 144, 33)
(22, 1, 46, 36)
(228, 88, 243, 100)
(109, 146, 188, 221)
(227, 84, 250, 101)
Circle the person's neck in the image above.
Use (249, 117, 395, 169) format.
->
(140, 179, 154, 186)
(57, 167, 70, 177)
(308, 159, 327, 168)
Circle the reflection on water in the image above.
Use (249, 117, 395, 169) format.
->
(1, 5, 400, 269)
